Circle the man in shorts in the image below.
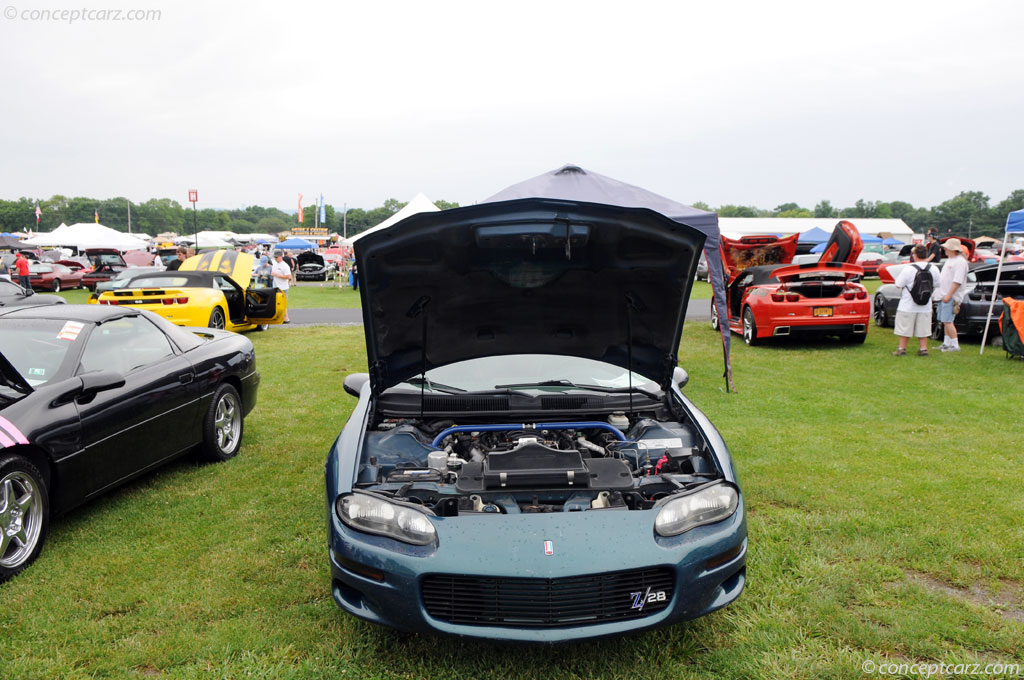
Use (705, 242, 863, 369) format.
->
(936, 238, 969, 352)
(892, 245, 940, 356)
(271, 250, 292, 323)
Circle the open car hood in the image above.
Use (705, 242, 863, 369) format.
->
(180, 250, 254, 289)
(720, 233, 799, 275)
(354, 198, 705, 393)
(297, 251, 325, 267)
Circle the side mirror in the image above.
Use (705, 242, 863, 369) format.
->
(673, 366, 689, 389)
(79, 370, 126, 399)
(344, 373, 369, 398)
(52, 370, 125, 407)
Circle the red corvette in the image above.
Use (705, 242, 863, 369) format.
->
(712, 221, 870, 344)
(27, 262, 85, 292)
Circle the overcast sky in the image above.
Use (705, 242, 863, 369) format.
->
(2, 0, 1022, 212)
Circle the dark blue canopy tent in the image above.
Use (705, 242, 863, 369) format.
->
(798, 226, 831, 243)
(483, 164, 735, 391)
(981, 208, 1024, 351)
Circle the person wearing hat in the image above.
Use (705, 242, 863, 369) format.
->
(270, 250, 291, 323)
(936, 237, 969, 352)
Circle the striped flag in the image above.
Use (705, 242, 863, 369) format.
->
(297, 194, 304, 224)
(320, 193, 326, 224)
(35, 205, 41, 223)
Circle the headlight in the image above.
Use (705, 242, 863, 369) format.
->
(654, 484, 738, 537)
(336, 493, 437, 546)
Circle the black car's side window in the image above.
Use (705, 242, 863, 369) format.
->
(79, 316, 175, 375)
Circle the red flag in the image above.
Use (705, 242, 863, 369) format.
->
(35, 205, 41, 223)
(297, 194, 304, 224)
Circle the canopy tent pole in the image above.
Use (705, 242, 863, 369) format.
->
(979, 231, 1010, 354)
(980, 209, 1024, 354)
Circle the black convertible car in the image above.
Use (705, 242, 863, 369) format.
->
(873, 261, 1024, 340)
(295, 251, 329, 281)
(0, 305, 260, 581)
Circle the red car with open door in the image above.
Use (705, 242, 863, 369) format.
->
(711, 221, 870, 345)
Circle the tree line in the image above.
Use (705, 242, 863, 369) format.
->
(2, 190, 1022, 239)
(0, 195, 460, 238)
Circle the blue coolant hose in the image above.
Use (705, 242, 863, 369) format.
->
(430, 421, 627, 448)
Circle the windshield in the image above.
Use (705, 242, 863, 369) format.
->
(0, 318, 83, 388)
(393, 355, 651, 393)
(125, 275, 197, 288)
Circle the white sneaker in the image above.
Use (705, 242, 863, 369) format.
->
(940, 345, 960, 352)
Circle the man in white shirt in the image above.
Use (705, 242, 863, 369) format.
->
(271, 250, 291, 323)
(936, 238, 970, 352)
(892, 245, 941, 356)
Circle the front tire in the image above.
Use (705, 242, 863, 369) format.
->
(208, 307, 226, 330)
(199, 384, 244, 462)
(743, 307, 761, 346)
(0, 455, 49, 583)
(51, 280, 61, 293)
(873, 294, 889, 327)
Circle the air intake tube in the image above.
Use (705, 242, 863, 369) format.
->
(431, 421, 628, 448)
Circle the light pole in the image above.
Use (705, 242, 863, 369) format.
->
(188, 190, 198, 251)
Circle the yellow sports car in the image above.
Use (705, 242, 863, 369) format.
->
(91, 250, 286, 331)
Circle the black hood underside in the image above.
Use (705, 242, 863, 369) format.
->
(354, 198, 705, 394)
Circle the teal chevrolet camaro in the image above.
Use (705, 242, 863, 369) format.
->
(325, 198, 746, 642)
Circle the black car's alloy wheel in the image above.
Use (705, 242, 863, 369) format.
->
(873, 294, 889, 327)
(0, 455, 49, 583)
(208, 307, 226, 330)
(199, 384, 243, 462)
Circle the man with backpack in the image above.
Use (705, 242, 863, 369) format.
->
(892, 245, 940, 356)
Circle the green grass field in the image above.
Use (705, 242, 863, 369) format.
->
(2, 317, 1020, 679)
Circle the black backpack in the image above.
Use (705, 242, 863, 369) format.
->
(908, 263, 934, 305)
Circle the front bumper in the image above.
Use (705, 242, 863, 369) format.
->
(325, 495, 747, 642)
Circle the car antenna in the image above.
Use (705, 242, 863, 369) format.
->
(406, 295, 432, 418)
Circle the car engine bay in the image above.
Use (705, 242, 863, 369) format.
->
(352, 408, 724, 516)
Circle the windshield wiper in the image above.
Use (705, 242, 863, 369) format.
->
(404, 377, 466, 394)
(493, 379, 661, 399)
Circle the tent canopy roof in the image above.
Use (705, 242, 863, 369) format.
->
(1007, 208, 1024, 233)
(21, 222, 148, 250)
(798, 226, 832, 243)
(345, 193, 440, 245)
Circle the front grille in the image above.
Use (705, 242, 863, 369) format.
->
(422, 567, 674, 628)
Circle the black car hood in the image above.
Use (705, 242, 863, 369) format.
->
(973, 261, 1024, 282)
(354, 198, 705, 394)
(297, 252, 325, 267)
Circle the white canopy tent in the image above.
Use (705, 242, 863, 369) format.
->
(344, 193, 440, 245)
(21, 223, 150, 251)
(176, 232, 234, 249)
